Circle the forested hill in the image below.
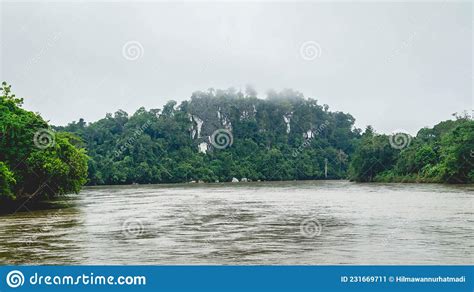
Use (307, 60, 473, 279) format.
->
(1, 82, 473, 209)
(56, 88, 361, 185)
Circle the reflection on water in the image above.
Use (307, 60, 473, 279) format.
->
(0, 181, 473, 265)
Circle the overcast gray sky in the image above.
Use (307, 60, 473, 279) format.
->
(1, 1, 472, 134)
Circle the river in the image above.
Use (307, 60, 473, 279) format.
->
(0, 181, 472, 265)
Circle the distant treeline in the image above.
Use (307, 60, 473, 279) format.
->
(56, 87, 473, 185)
(1, 82, 473, 211)
(55, 88, 359, 185)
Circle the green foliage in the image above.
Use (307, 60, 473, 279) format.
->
(57, 87, 473, 185)
(437, 120, 474, 183)
(3, 79, 470, 196)
(349, 116, 474, 183)
(57, 88, 360, 184)
(0, 162, 16, 198)
(348, 128, 398, 182)
(0, 82, 88, 210)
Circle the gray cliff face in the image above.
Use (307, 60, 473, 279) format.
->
(189, 108, 235, 153)
(186, 89, 340, 153)
(189, 100, 290, 153)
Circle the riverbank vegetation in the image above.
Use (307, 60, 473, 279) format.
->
(349, 116, 473, 183)
(0, 82, 88, 212)
(1, 82, 473, 212)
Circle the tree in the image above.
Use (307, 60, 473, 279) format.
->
(0, 82, 88, 212)
(349, 118, 474, 183)
(57, 88, 361, 185)
(349, 131, 398, 182)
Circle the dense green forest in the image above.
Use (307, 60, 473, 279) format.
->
(56, 88, 360, 185)
(1, 82, 473, 211)
(56, 87, 472, 185)
(350, 115, 474, 183)
(0, 82, 88, 212)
